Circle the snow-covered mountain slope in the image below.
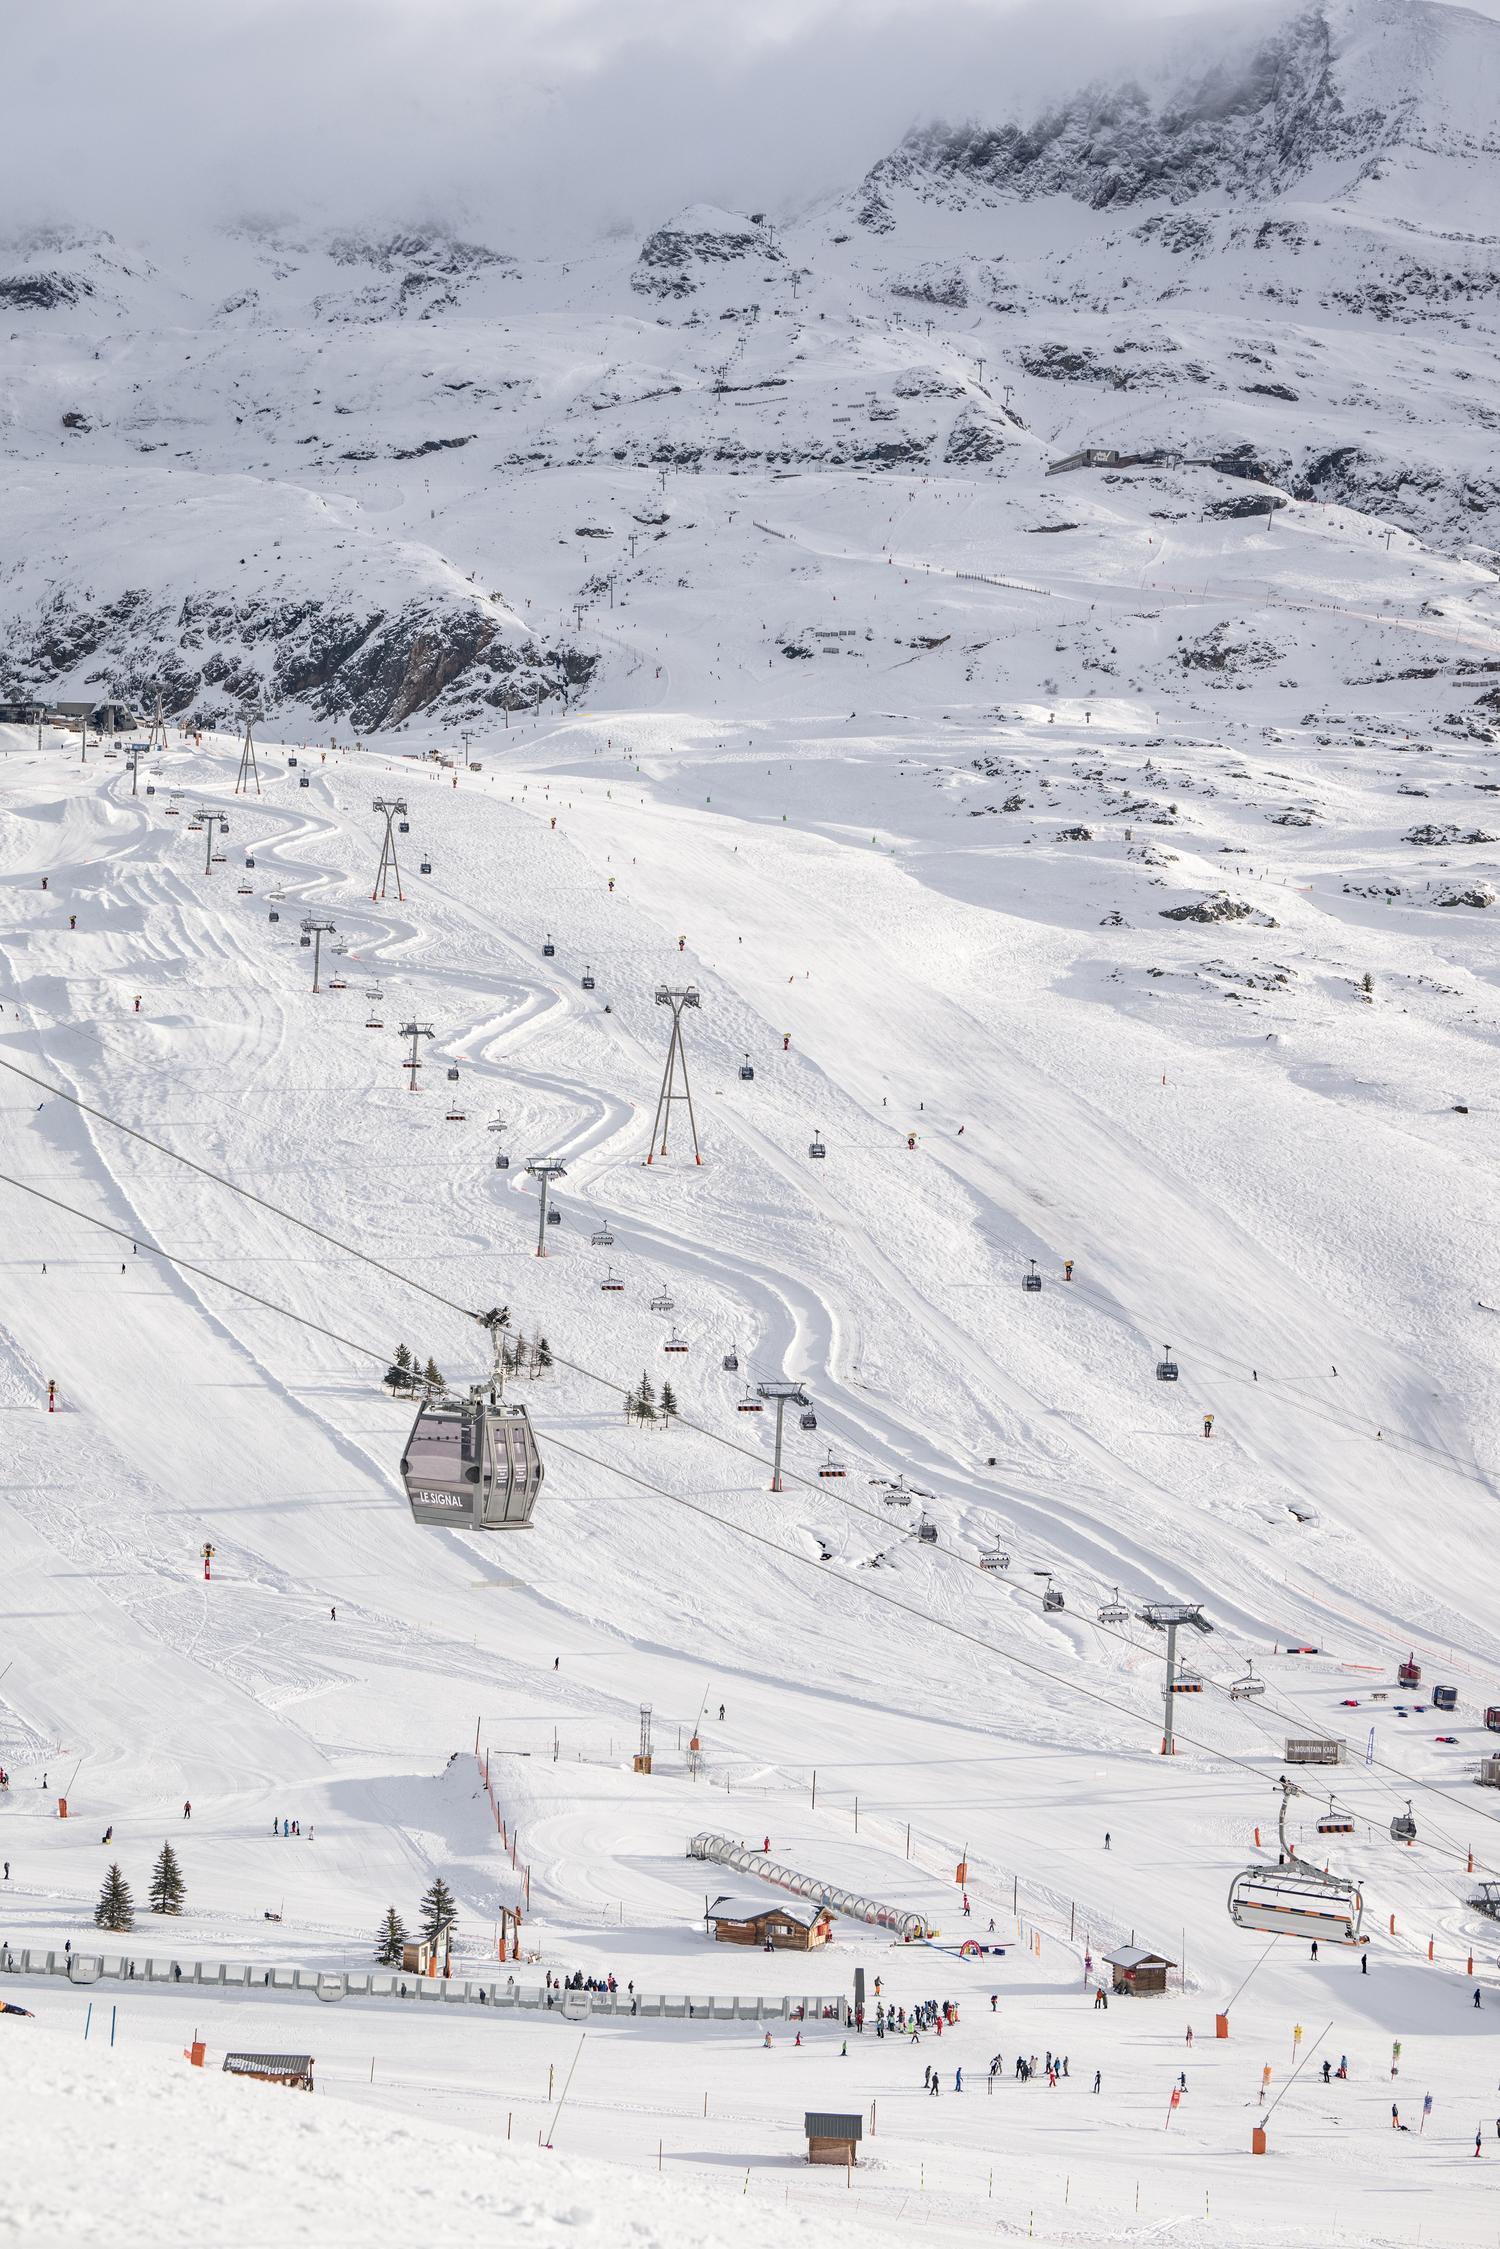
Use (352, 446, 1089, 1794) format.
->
(2, 8, 1500, 2244)
(5, 0, 1500, 730)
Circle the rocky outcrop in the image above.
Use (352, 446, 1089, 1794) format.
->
(8, 588, 593, 733)
(860, 7, 1398, 211)
(632, 207, 778, 299)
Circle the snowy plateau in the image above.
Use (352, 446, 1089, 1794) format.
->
(1, 0, 1500, 2241)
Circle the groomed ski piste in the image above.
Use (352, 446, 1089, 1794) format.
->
(1, 451, 1499, 2247)
(7, 0, 1500, 2228)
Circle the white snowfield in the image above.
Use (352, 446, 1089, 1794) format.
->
(0, 3, 1499, 2242)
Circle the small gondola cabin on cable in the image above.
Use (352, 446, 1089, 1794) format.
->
(706, 1896, 834, 1951)
(1104, 1945, 1175, 1996)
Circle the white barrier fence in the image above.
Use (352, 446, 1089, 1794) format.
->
(688, 1832, 934, 1940)
(0, 1946, 846, 2025)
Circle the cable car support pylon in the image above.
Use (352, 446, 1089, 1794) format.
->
(647, 985, 702, 1164)
(372, 798, 407, 902)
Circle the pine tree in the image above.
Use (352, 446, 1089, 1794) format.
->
(384, 1343, 414, 1395)
(148, 1841, 186, 1915)
(535, 1337, 553, 1373)
(375, 1906, 408, 1964)
(94, 1863, 135, 1932)
(636, 1372, 657, 1422)
(423, 1356, 444, 1392)
(660, 1381, 678, 1425)
(419, 1877, 458, 1944)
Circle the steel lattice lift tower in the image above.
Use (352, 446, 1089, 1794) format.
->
(147, 688, 169, 759)
(372, 798, 408, 902)
(234, 713, 261, 796)
(647, 985, 702, 1164)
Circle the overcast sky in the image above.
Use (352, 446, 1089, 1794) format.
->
(4, 0, 1492, 243)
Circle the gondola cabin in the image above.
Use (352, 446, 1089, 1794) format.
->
(401, 1396, 543, 1531)
(1104, 1946, 1174, 1997)
(1432, 1685, 1457, 1712)
(1023, 1261, 1042, 1292)
(1397, 1654, 1421, 1687)
(1485, 1708, 1500, 1733)
(1156, 1349, 1179, 1382)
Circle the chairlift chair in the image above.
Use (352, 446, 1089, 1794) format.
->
(799, 1408, 817, 1432)
(590, 1226, 614, 1247)
(1023, 1260, 1042, 1293)
(818, 1452, 847, 1479)
(649, 1289, 674, 1313)
(366, 1013, 383, 1028)
(328, 976, 347, 990)
(1173, 1670, 1205, 1695)
(237, 882, 252, 896)
(1227, 1864, 1363, 1943)
(1230, 1662, 1266, 1700)
(1316, 1801, 1355, 1835)
(808, 1130, 827, 1160)
(980, 1546, 1010, 1571)
(401, 1385, 543, 1532)
(445, 1107, 466, 1123)
(581, 967, 595, 990)
(1097, 1588, 1130, 1624)
(600, 1268, 624, 1292)
(1156, 1346, 1179, 1382)
(736, 1391, 764, 1414)
(1390, 1802, 1417, 1844)
(663, 1330, 689, 1355)
(739, 1055, 754, 1081)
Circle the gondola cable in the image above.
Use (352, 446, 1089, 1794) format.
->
(1, 1070, 1495, 1868)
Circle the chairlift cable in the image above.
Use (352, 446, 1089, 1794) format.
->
(1, 1073, 1493, 1862)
